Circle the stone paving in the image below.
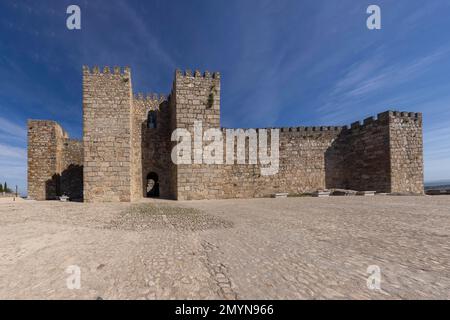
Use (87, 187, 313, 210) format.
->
(0, 196, 449, 299)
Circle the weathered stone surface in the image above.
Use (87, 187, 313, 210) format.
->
(131, 94, 172, 200)
(27, 67, 424, 202)
(27, 120, 83, 200)
(82, 67, 132, 202)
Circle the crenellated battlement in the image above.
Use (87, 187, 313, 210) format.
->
(217, 111, 421, 140)
(133, 93, 167, 103)
(347, 110, 422, 133)
(82, 65, 131, 76)
(278, 126, 347, 133)
(132, 93, 168, 114)
(377, 110, 421, 121)
(219, 126, 347, 138)
(389, 110, 422, 121)
(175, 69, 221, 79)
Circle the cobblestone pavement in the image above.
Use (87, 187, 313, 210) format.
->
(0, 196, 449, 299)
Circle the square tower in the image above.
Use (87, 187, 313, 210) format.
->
(82, 66, 133, 202)
(171, 69, 222, 199)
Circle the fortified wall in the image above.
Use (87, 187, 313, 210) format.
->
(27, 67, 424, 201)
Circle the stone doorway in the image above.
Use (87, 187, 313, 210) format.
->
(146, 172, 160, 198)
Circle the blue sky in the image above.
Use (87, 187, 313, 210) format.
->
(1, 0, 450, 193)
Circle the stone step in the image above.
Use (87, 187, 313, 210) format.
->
(331, 189, 358, 196)
(272, 193, 288, 198)
(313, 190, 331, 197)
(356, 191, 376, 196)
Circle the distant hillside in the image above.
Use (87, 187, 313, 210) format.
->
(425, 180, 450, 190)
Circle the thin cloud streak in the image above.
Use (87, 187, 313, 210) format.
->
(0, 143, 26, 160)
(0, 117, 27, 139)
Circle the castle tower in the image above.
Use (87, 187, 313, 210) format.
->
(27, 120, 83, 200)
(27, 120, 65, 200)
(387, 111, 423, 193)
(332, 111, 424, 194)
(172, 69, 221, 130)
(82, 66, 133, 202)
(170, 69, 222, 199)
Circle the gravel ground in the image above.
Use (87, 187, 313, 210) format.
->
(0, 196, 449, 299)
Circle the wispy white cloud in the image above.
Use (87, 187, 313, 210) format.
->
(315, 46, 450, 124)
(0, 116, 26, 139)
(348, 48, 448, 97)
(398, 1, 450, 33)
(337, 47, 446, 98)
(116, 1, 175, 69)
(0, 143, 26, 160)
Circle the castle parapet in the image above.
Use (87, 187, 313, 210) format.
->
(377, 110, 422, 121)
(342, 110, 422, 135)
(175, 69, 221, 79)
(82, 65, 131, 76)
(278, 126, 346, 133)
(133, 93, 167, 103)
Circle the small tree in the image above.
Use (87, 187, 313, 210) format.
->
(0, 184, 3, 193)
(3, 182, 7, 193)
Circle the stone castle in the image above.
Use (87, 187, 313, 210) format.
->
(27, 66, 424, 202)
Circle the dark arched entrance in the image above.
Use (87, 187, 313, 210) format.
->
(146, 172, 160, 197)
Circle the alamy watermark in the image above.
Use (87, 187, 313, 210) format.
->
(367, 5, 381, 30)
(66, 265, 81, 290)
(66, 5, 81, 30)
(366, 265, 381, 290)
(171, 121, 280, 176)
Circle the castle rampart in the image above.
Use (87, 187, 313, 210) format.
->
(27, 66, 424, 201)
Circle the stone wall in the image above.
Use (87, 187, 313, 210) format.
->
(389, 112, 423, 194)
(174, 127, 344, 200)
(168, 91, 178, 199)
(170, 70, 353, 199)
(169, 113, 422, 200)
(60, 138, 83, 200)
(82, 66, 132, 202)
(27, 120, 83, 200)
(131, 94, 172, 199)
(170, 70, 424, 199)
(340, 113, 392, 192)
(28, 120, 61, 200)
(172, 70, 222, 200)
(330, 111, 424, 194)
